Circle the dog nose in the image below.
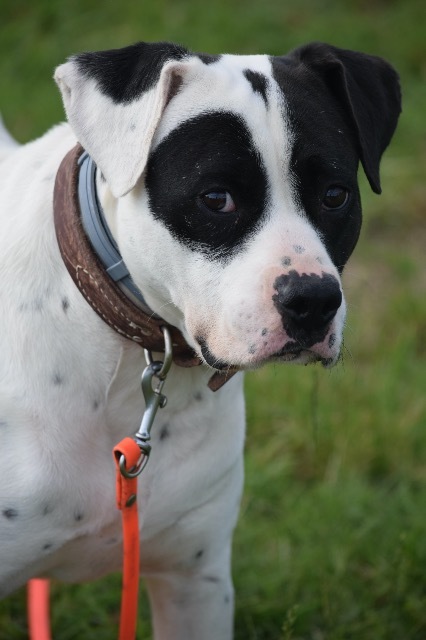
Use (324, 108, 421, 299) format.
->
(273, 271, 342, 334)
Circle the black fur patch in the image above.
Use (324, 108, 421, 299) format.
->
(243, 69, 268, 105)
(75, 41, 189, 104)
(197, 53, 221, 65)
(145, 111, 268, 259)
(271, 54, 363, 271)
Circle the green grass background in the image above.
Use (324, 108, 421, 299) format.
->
(0, 0, 425, 638)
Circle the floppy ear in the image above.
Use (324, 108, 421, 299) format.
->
(289, 42, 401, 193)
(54, 42, 190, 197)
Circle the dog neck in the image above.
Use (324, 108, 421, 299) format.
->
(53, 144, 234, 391)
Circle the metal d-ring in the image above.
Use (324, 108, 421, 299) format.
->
(119, 450, 150, 479)
(119, 326, 173, 479)
(143, 326, 173, 380)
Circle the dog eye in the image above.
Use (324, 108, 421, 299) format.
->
(322, 186, 350, 211)
(200, 191, 236, 213)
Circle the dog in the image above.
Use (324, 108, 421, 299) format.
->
(0, 41, 400, 638)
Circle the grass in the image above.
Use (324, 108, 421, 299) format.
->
(1, 0, 425, 638)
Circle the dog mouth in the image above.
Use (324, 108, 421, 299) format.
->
(197, 336, 234, 371)
(271, 346, 334, 368)
(196, 336, 335, 372)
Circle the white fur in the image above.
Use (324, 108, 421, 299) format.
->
(0, 53, 346, 639)
(0, 114, 19, 163)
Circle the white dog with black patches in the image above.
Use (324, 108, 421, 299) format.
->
(0, 42, 400, 638)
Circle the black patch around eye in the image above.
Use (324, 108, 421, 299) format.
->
(243, 69, 269, 106)
(271, 56, 362, 272)
(145, 111, 268, 259)
(75, 41, 189, 104)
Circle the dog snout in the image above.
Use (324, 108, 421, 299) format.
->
(273, 270, 342, 336)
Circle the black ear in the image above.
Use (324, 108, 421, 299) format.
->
(288, 42, 401, 193)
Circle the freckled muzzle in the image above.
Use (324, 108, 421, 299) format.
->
(272, 270, 342, 348)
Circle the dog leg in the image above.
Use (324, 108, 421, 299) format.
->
(145, 543, 234, 640)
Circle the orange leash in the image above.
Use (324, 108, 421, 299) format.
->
(27, 439, 143, 640)
(113, 437, 145, 640)
(27, 329, 172, 640)
(27, 579, 51, 640)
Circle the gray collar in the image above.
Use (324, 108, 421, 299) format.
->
(77, 151, 156, 316)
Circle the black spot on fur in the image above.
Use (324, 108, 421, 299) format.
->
(145, 111, 268, 259)
(76, 41, 189, 104)
(62, 297, 70, 313)
(243, 69, 268, 105)
(197, 53, 221, 65)
(204, 576, 221, 583)
(19, 299, 43, 312)
(193, 391, 203, 402)
(74, 511, 84, 522)
(42, 543, 53, 551)
(3, 508, 18, 520)
(328, 333, 336, 348)
(52, 372, 64, 386)
(293, 245, 305, 254)
(159, 424, 170, 441)
(248, 344, 257, 354)
(282, 257, 292, 266)
(42, 504, 53, 516)
(195, 549, 204, 560)
(92, 399, 100, 411)
(261, 328, 268, 336)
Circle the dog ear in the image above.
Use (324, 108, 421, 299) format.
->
(288, 42, 401, 194)
(54, 42, 190, 197)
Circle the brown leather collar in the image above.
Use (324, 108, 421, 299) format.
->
(53, 144, 235, 391)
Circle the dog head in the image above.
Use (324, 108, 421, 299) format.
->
(55, 42, 401, 371)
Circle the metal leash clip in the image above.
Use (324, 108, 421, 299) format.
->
(119, 326, 173, 478)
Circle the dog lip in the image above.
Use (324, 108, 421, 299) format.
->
(196, 336, 232, 371)
(195, 338, 336, 372)
(270, 344, 328, 366)
(273, 342, 303, 358)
